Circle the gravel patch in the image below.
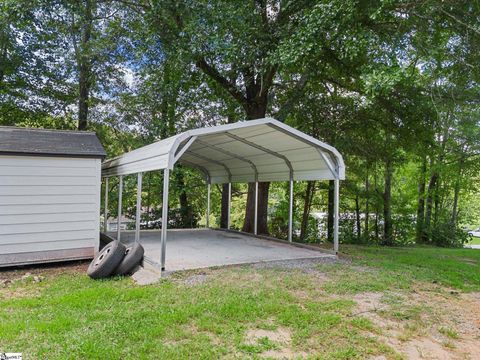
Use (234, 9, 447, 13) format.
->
(250, 256, 339, 272)
(182, 273, 209, 286)
(161, 256, 339, 279)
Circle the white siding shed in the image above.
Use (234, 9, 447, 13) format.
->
(0, 127, 106, 267)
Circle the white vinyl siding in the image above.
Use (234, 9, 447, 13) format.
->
(0, 155, 101, 260)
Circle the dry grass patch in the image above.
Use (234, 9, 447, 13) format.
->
(342, 285, 480, 359)
(244, 327, 308, 359)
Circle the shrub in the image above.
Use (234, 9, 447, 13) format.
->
(430, 222, 469, 247)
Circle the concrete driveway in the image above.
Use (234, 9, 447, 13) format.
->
(114, 229, 335, 271)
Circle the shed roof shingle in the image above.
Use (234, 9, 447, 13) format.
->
(0, 127, 106, 158)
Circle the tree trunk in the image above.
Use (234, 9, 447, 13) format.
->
(179, 190, 193, 228)
(382, 158, 393, 245)
(300, 181, 315, 241)
(355, 193, 361, 241)
(243, 182, 269, 234)
(451, 177, 461, 225)
(424, 171, 438, 241)
(243, 103, 269, 234)
(220, 113, 235, 229)
(373, 164, 380, 241)
(0, 34, 7, 85)
(433, 178, 440, 226)
(176, 171, 193, 228)
(220, 183, 229, 228)
(451, 154, 464, 225)
(426, 126, 448, 237)
(416, 156, 427, 242)
(77, 0, 93, 131)
(364, 168, 370, 240)
(327, 180, 334, 242)
(374, 165, 379, 240)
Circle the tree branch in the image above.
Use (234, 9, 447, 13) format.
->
(275, 72, 310, 122)
(195, 58, 247, 107)
(441, 8, 480, 36)
(259, 65, 277, 99)
(113, 0, 149, 13)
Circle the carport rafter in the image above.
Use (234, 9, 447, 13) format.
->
(186, 151, 232, 182)
(223, 131, 295, 240)
(194, 138, 258, 179)
(223, 131, 294, 172)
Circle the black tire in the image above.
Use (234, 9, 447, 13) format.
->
(87, 241, 126, 279)
(99, 232, 114, 251)
(114, 242, 144, 276)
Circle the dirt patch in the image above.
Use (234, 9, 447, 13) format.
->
(402, 337, 454, 359)
(0, 261, 88, 281)
(251, 257, 338, 272)
(163, 323, 225, 349)
(349, 287, 480, 359)
(0, 285, 41, 300)
(262, 348, 305, 359)
(289, 289, 311, 301)
(245, 327, 307, 359)
(219, 270, 266, 289)
(457, 258, 478, 266)
(0, 261, 88, 299)
(352, 292, 385, 313)
(182, 273, 209, 286)
(246, 328, 292, 344)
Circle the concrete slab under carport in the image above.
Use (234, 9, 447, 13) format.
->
(114, 229, 335, 272)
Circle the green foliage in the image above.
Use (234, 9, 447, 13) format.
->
(340, 245, 480, 292)
(1, 0, 479, 246)
(430, 222, 470, 248)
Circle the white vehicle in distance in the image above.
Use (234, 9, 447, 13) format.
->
(467, 227, 480, 237)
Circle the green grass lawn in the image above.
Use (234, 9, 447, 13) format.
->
(0, 245, 479, 359)
(468, 236, 480, 245)
(339, 245, 480, 291)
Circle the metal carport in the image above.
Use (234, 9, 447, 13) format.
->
(101, 118, 345, 271)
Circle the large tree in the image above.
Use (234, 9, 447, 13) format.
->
(39, 0, 131, 130)
(125, 0, 410, 234)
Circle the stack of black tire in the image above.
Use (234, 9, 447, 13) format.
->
(87, 233, 144, 279)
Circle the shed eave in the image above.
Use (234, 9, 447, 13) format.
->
(0, 151, 106, 159)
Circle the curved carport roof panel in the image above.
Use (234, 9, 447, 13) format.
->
(101, 118, 345, 182)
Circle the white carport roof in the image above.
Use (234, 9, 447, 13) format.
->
(101, 118, 345, 182)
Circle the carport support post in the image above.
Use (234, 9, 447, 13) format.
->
(135, 172, 142, 242)
(227, 183, 231, 229)
(333, 178, 340, 254)
(288, 175, 293, 242)
(117, 175, 123, 241)
(254, 181, 258, 235)
(206, 182, 211, 228)
(160, 168, 170, 270)
(104, 177, 108, 232)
